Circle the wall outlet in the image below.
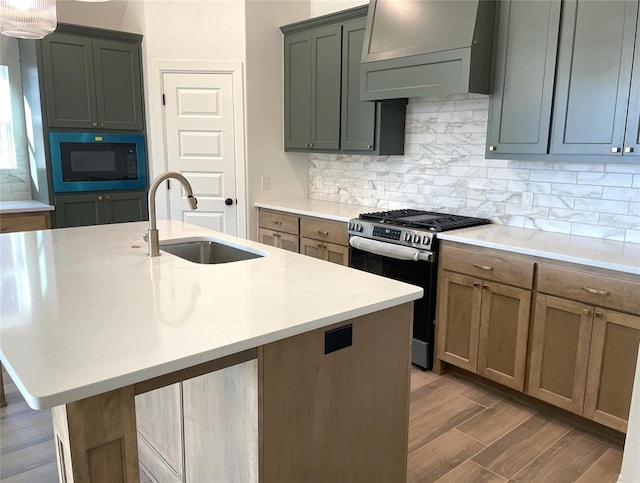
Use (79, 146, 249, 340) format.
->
(522, 191, 534, 210)
(261, 176, 271, 191)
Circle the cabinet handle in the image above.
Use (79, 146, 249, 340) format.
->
(473, 263, 493, 271)
(272, 221, 282, 225)
(317, 243, 324, 248)
(488, 145, 496, 151)
(583, 308, 591, 316)
(595, 311, 603, 318)
(273, 233, 281, 238)
(309, 143, 313, 148)
(611, 147, 622, 153)
(92, 122, 97, 127)
(367, 144, 373, 149)
(624, 146, 634, 153)
(482, 284, 488, 289)
(472, 282, 480, 287)
(581, 286, 609, 296)
(100, 122, 105, 128)
(105, 195, 110, 200)
(98, 195, 103, 200)
(318, 230, 329, 236)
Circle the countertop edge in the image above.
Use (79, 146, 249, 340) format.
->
(0, 201, 55, 214)
(255, 199, 369, 223)
(5, 289, 422, 410)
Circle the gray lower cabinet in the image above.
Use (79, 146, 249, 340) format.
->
(41, 26, 144, 130)
(54, 191, 148, 228)
(550, 0, 639, 157)
(281, 6, 406, 155)
(486, 0, 561, 156)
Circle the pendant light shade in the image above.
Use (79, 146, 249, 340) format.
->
(0, 0, 57, 39)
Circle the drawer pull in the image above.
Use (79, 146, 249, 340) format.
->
(595, 311, 603, 318)
(317, 244, 324, 248)
(272, 221, 282, 225)
(473, 263, 493, 271)
(273, 233, 281, 238)
(318, 230, 329, 236)
(581, 286, 609, 296)
(473, 282, 480, 288)
(583, 309, 591, 316)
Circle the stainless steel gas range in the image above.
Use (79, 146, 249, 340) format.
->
(347, 209, 491, 369)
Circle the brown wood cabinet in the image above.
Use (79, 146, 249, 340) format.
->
(436, 243, 533, 391)
(528, 263, 640, 431)
(0, 211, 51, 233)
(258, 210, 299, 253)
(258, 208, 349, 265)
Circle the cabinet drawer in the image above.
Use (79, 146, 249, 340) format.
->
(258, 210, 299, 235)
(538, 264, 640, 314)
(0, 212, 51, 233)
(300, 217, 348, 246)
(440, 245, 534, 289)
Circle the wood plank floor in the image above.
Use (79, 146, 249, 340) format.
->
(1, 367, 623, 482)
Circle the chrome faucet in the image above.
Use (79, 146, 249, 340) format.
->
(146, 171, 198, 257)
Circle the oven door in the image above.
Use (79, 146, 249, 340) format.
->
(349, 240, 437, 369)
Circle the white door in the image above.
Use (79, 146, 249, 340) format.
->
(162, 72, 238, 234)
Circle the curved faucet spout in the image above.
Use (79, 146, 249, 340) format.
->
(147, 172, 198, 257)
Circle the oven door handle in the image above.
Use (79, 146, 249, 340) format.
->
(349, 236, 434, 262)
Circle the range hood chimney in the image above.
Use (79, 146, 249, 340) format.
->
(360, 0, 496, 101)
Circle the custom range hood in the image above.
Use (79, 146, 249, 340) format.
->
(360, 0, 496, 100)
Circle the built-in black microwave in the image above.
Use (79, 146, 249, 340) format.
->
(49, 132, 147, 193)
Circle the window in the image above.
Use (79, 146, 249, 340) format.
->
(0, 65, 17, 170)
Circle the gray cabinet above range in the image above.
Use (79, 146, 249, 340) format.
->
(487, 0, 640, 163)
(280, 6, 406, 155)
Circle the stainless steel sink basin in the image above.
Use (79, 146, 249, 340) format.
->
(160, 239, 265, 264)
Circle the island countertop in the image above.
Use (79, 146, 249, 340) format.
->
(0, 221, 422, 410)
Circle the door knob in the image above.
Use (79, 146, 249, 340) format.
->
(225, 198, 233, 206)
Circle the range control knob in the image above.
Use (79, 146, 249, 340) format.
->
(348, 222, 354, 231)
(357, 224, 363, 232)
(413, 234, 421, 243)
(422, 235, 431, 246)
(404, 233, 412, 242)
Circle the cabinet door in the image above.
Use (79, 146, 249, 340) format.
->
(550, 0, 637, 155)
(310, 24, 342, 150)
(435, 272, 482, 372)
(341, 17, 375, 152)
(278, 232, 299, 253)
(258, 229, 299, 253)
(623, 8, 640, 157)
(93, 39, 144, 131)
(54, 194, 104, 228)
(584, 309, 640, 432)
(103, 191, 148, 224)
(324, 241, 349, 266)
(477, 282, 531, 391)
(486, 0, 560, 155)
(284, 31, 311, 149)
(135, 384, 183, 483)
(258, 228, 280, 248)
(527, 294, 593, 414)
(41, 33, 97, 128)
(300, 236, 325, 260)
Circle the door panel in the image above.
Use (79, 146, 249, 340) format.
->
(300, 237, 324, 260)
(163, 72, 237, 235)
(42, 33, 96, 128)
(527, 294, 592, 414)
(284, 32, 312, 149)
(584, 309, 640, 432)
(104, 191, 148, 224)
(310, 25, 341, 150)
(54, 194, 103, 228)
(550, 0, 636, 155)
(94, 39, 143, 130)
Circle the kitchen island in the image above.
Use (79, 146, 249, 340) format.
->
(0, 221, 422, 482)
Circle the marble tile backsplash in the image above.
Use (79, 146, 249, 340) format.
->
(0, 153, 32, 201)
(309, 94, 640, 244)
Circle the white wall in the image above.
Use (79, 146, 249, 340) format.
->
(310, 0, 367, 17)
(57, 0, 144, 33)
(245, 0, 310, 239)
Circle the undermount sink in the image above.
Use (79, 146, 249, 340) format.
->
(160, 238, 265, 264)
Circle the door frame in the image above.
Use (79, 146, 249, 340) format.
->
(147, 61, 247, 238)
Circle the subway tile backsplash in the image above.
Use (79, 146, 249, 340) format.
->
(309, 94, 640, 244)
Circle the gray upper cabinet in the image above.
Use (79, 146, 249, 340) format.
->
(486, 0, 561, 156)
(310, 25, 342, 150)
(550, 0, 639, 157)
(281, 6, 406, 155)
(284, 32, 312, 149)
(41, 26, 144, 131)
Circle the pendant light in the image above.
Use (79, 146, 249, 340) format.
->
(0, 0, 57, 39)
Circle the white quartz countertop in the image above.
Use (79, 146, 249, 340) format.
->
(0, 200, 54, 214)
(438, 224, 640, 275)
(0, 221, 422, 410)
(255, 198, 372, 222)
